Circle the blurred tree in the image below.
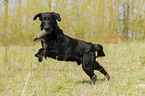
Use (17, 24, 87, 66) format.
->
(0, 0, 145, 45)
(123, 0, 130, 39)
(47, 0, 51, 11)
(3, 0, 8, 42)
(3, 0, 9, 62)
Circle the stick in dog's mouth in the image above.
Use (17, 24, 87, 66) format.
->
(34, 30, 50, 41)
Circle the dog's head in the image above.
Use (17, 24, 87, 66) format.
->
(33, 12, 61, 34)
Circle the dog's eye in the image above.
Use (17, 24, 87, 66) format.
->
(43, 17, 51, 21)
(43, 17, 47, 20)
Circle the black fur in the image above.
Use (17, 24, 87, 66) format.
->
(34, 12, 110, 83)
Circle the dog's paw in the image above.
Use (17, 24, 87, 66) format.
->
(105, 74, 110, 81)
(90, 75, 97, 84)
(35, 53, 39, 57)
(35, 53, 43, 62)
(38, 56, 43, 62)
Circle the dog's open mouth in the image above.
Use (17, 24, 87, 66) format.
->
(44, 27, 53, 34)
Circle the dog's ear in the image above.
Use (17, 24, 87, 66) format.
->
(33, 13, 42, 21)
(52, 12, 61, 22)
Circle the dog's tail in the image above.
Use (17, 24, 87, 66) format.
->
(93, 44, 105, 57)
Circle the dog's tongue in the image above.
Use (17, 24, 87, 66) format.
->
(33, 30, 48, 41)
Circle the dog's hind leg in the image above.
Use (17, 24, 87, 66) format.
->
(94, 61, 110, 80)
(82, 64, 97, 84)
(82, 53, 97, 84)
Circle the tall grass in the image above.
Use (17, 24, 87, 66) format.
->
(1, 42, 145, 96)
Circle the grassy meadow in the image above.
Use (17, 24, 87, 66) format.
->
(0, 42, 145, 96)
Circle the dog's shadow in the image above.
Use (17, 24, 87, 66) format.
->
(76, 78, 106, 84)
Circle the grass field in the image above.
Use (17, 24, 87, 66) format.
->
(0, 42, 145, 96)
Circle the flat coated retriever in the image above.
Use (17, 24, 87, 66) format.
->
(33, 12, 110, 84)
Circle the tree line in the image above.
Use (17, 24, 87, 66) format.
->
(0, 0, 145, 45)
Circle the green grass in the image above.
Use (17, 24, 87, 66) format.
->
(0, 42, 145, 96)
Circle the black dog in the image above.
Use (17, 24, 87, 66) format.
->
(35, 43, 105, 63)
(33, 12, 110, 84)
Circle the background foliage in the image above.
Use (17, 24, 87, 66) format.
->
(0, 0, 145, 45)
(1, 0, 145, 95)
